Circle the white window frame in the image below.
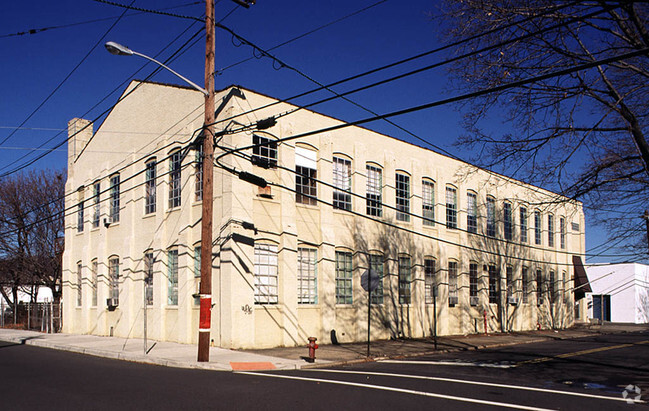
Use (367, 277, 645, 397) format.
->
(145, 160, 156, 214)
(467, 192, 477, 233)
(422, 180, 435, 226)
(333, 156, 352, 211)
(109, 174, 120, 223)
(169, 150, 182, 209)
(298, 248, 318, 304)
(366, 165, 382, 217)
(395, 173, 410, 222)
(167, 248, 178, 306)
(254, 243, 279, 304)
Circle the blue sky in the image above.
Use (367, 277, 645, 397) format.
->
(0, 0, 616, 261)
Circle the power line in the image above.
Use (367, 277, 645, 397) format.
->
(92, 0, 203, 22)
(0, 0, 136, 149)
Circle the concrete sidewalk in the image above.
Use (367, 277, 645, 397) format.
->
(0, 323, 645, 372)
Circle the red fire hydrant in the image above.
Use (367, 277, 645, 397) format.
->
(307, 337, 318, 363)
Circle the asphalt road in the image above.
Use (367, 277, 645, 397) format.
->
(1, 331, 647, 410)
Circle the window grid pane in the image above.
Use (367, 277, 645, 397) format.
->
(169, 151, 182, 209)
(520, 207, 528, 243)
(536, 269, 544, 305)
(469, 263, 478, 298)
(333, 157, 352, 211)
(366, 165, 382, 217)
(110, 174, 120, 223)
(92, 182, 100, 228)
(487, 197, 496, 237)
(534, 211, 542, 245)
(296, 166, 317, 205)
(335, 251, 353, 304)
(254, 244, 278, 304)
(467, 193, 477, 233)
(446, 187, 457, 229)
(488, 265, 498, 304)
(145, 161, 157, 214)
(522, 267, 528, 303)
(145, 252, 154, 306)
(560, 217, 566, 249)
(77, 262, 82, 307)
(395, 173, 410, 222)
(549, 271, 555, 303)
(77, 190, 84, 232)
(506, 266, 514, 299)
(369, 255, 384, 304)
(168, 249, 178, 305)
(448, 261, 458, 303)
(298, 248, 318, 304)
(91, 260, 98, 307)
(109, 258, 119, 301)
(503, 202, 512, 240)
(252, 134, 278, 168)
(548, 214, 555, 247)
(424, 259, 436, 304)
(398, 257, 411, 304)
(422, 181, 435, 226)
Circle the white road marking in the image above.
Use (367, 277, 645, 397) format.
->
(308, 369, 644, 404)
(237, 371, 554, 410)
(380, 359, 515, 368)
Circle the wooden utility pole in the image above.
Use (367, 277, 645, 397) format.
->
(198, 0, 215, 362)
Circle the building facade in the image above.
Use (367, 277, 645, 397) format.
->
(586, 263, 649, 324)
(63, 81, 585, 349)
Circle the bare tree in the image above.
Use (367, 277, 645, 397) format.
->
(438, 1, 649, 254)
(0, 170, 65, 319)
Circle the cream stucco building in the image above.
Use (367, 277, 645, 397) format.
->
(63, 80, 586, 349)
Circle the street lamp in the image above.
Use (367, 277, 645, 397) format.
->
(104, 41, 208, 96)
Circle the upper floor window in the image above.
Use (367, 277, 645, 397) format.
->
(332, 156, 352, 211)
(548, 214, 555, 247)
(92, 181, 100, 228)
(77, 188, 84, 233)
(145, 160, 156, 214)
(503, 202, 513, 241)
(520, 206, 528, 243)
(422, 180, 435, 226)
(560, 217, 566, 249)
(366, 165, 382, 217)
(252, 134, 278, 168)
(254, 243, 279, 304)
(486, 197, 496, 237)
(467, 192, 477, 234)
(534, 210, 542, 245)
(395, 172, 410, 222)
(169, 150, 182, 209)
(109, 174, 120, 223)
(195, 144, 203, 201)
(295, 146, 317, 206)
(446, 186, 457, 229)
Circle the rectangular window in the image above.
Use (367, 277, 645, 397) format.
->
(366, 165, 382, 217)
(424, 259, 436, 304)
(536, 269, 543, 305)
(145, 252, 154, 306)
(548, 214, 555, 247)
(335, 251, 353, 304)
(534, 211, 542, 245)
(506, 266, 513, 300)
(254, 244, 278, 304)
(167, 248, 178, 306)
(522, 267, 528, 304)
(448, 261, 458, 304)
(488, 265, 498, 304)
(503, 202, 513, 241)
(469, 263, 478, 298)
(370, 254, 384, 304)
(145, 160, 156, 214)
(252, 134, 278, 168)
(298, 248, 318, 304)
(91, 259, 98, 307)
(486, 197, 496, 237)
(109, 174, 120, 223)
(195, 144, 203, 201)
(77, 262, 83, 307)
(422, 181, 435, 226)
(77, 190, 84, 233)
(194, 246, 201, 278)
(395, 173, 410, 222)
(398, 256, 411, 304)
(169, 151, 182, 209)
(520, 207, 528, 243)
(109, 257, 119, 301)
(92, 182, 100, 228)
(446, 186, 457, 229)
(549, 270, 555, 303)
(333, 157, 352, 211)
(296, 147, 317, 205)
(560, 217, 566, 249)
(467, 192, 477, 233)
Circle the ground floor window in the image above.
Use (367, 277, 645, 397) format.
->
(399, 256, 412, 304)
(298, 248, 317, 304)
(369, 254, 384, 304)
(335, 251, 353, 304)
(254, 244, 278, 304)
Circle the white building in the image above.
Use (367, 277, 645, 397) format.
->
(586, 263, 649, 323)
(62, 81, 586, 349)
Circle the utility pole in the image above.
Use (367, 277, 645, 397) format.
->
(198, 0, 216, 362)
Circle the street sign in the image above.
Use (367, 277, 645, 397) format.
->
(361, 269, 380, 292)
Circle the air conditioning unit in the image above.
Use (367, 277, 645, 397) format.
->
(508, 296, 519, 305)
(469, 296, 479, 306)
(448, 296, 459, 306)
(106, 297, 119, 311)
